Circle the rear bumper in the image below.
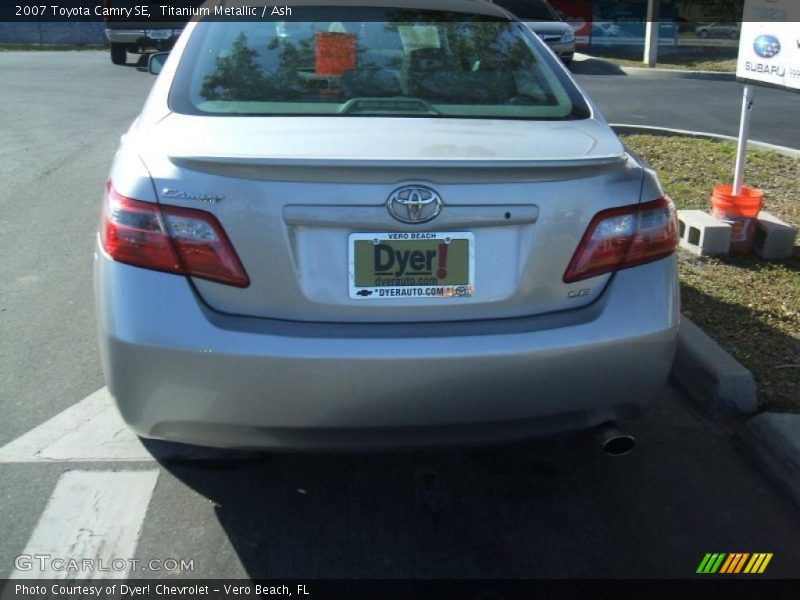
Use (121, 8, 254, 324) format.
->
(546, 41, 575, 61)
(546, 42, 575, 58)
(95, 247, 679, 450)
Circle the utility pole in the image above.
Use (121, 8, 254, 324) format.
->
(644, 0, 660, 67)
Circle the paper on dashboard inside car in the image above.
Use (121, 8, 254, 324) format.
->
(398, 25, 441, 53)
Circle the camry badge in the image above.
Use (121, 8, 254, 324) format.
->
(162, 188, 225, 204)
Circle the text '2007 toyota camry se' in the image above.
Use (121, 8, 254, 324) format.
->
(94, 0, 679, 451)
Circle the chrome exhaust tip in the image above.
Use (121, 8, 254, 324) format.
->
(593, 422, 636, 456)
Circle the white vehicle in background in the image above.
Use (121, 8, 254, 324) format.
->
(491, 0, 576, 66)
(695, 22, 741, 40)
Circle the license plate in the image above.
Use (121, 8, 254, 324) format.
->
(349, 232, 474, 300)
(146, 29, 172, 40)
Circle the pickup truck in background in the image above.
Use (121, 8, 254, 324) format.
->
(103, 1, 200, 65)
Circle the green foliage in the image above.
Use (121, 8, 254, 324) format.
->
(201, 33, 264, 101)
(681, 0, 745, 21)
(201, 32, 313, 103)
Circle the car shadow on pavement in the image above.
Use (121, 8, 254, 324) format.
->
(141, 392, 800, 579)
(569, 56, 627, 77)
(143, 436, 640, 578)
(118, 54, 151, 70)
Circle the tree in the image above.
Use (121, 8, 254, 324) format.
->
(201, 32, 265, 101)
(680, 0, 744, 22)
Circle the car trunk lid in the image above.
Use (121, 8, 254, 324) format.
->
(137, 115, 641, 323)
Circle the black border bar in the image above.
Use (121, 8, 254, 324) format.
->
(3, 579, 800, 600)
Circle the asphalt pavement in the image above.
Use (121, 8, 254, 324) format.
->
(1, 51, 799, 581)
(571, 58, 800, 150)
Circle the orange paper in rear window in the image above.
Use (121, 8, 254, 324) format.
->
(315, 32, 357, 76)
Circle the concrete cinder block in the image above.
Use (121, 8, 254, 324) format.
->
(753, 211, 797, 260)
(677, 210, 731, 256)
(671, 317, 757, 418)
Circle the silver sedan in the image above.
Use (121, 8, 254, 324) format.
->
(95, 0, 679, 451)
(492, 0, 577, 65)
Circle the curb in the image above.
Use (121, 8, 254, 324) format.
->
(573, 53, 736, 81)
(611, 124, 800, 160)
(737, 413, 800, 508)
(619, 66, 736, 82)
(671, 317, 757, 419)
(618, 127, 800, 509)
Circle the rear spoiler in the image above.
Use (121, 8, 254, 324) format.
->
(171, 154, 627, 170)
(167, 154, 629, 184)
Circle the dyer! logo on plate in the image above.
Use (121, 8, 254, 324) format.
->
(387, 186, 442, 224)
(348, 231, 474, 300)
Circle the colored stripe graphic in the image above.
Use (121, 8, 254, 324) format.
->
(759, 554, 774, 573)
(710, 553, 726, 573)
(744, 553, 773, 574)
(699, 552, 773, 575)
(733, 553, 750, 573)
(719, 554, 735, 574)
(719, 553, 750, 574)
(697, 553, 727, 574)
(696, 554, 713, 573)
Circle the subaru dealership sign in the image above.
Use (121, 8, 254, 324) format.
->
(589, 0, 678, 47)
(737, 0, 800, 92)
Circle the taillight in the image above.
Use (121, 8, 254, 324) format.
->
(563, 197, 677, 283)
(100, 183, 249, 288)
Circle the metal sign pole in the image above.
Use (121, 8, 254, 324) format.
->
(643, 0, 660, 67)
(733, 85, 755, 195)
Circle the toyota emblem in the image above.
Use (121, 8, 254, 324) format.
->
(387, 185, 443, 224)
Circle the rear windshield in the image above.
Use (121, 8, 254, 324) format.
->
(170, 15, 590, 120)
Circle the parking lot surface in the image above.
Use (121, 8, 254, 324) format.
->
(573, 60, 800, 150)
(1, 52, 799, 579)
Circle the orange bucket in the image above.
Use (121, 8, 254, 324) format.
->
(710, 184, 764, 255)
